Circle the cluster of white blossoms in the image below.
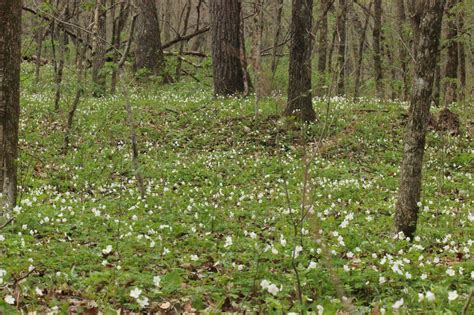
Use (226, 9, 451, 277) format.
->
(0, 269, 6, 284)
(130, 288, 149, 308)
(260, 279, 282, 296)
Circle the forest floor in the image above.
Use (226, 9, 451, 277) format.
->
(0, 67, 473, 314)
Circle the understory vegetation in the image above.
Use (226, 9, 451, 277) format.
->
(0, 64, 473, 314)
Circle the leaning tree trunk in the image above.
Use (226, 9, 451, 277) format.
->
(336, 0, 347, 96)
(285, 0, 316, 122)
(91, 0, 107, 97)
(443, 0, 459, 106)
(0, 0, 21, 214)
(210, 0, 245, 95)
(395, 0, 445, 239)
(373, 0, 384, 99)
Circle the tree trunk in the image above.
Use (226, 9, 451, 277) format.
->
(443, 0, 458, 106)
(134, 0, 170, 82)
(395, 0, 445, 239)
(457, 5, 466, 102)
(353, 1, 372, 100)
(91, 0, 107, 97)
(175, 0, 192, 80)
(373, 0, 384, 99)
(251, 0, 265, 116)
(396, 0, 410, 100)
(0, 0, 21, 214)
(336, 0, 347, 96)
(34, 23, 45, 86)
(210, 0, 245, 95)
(316, 0, 331, 96)
(285, 0, 315, 122)
(270, 0, 284, 87)
(111, 1, 128, 94)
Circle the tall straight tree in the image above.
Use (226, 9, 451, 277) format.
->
(443, 0, 459, 106)
(134, 0, 169, 81)
(395, 0, 445, 239)
(396, 0, 409, 100)
(316, 0, 331, 96)
(0, 0, 21, 213)
(373, 0, 384, 99)
(210, 0, 245, 95)
(91, 0, 107, 97)
(285, 0, 316, 122)
(336, 0, 347, 95)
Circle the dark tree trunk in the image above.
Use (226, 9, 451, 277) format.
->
(285, 0, 315, 122)
(111, 1, 128, 94)
(336, 0, 347, 96)
(91, 0, 107, 97)
(457, 9, 466, 101)
(396, 0, 410, 100)
(176, 0, 192, 80)
(443, 0, 458, 106)
(373, 0, 384, 99)
(353, 1, 372, 100)
(395, 0, 445, 239)
(210, 0, 245, 95)
(0, 0, 21, 213)
(270, 0, 284, 86)
(134, 0, 169, 81)
(316, 0, 331, 96)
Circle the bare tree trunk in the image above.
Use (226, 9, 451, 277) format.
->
(162, 0, 172, 43)
(175, 0, 192, 80)
(316, 0, 331, 96)
(91, 0, 107, 97)
(34, 23, 45, 86)
(373, 0, 384, 99)
(210, 0, 245, 95)
(395, 0, 445, 239)
(111, 1, 128, 94)
(457, 5, 466, 102)
(63, 42, 87, 154)
(285, 0, 315, 122)
(0, 0, 21, 214)
(443, 0, 459, 106)
(396, 0, 410, 100)
(353, 1, 372, 100)
(251, 0, 265, 117)
(134, 0, 170, 82)
(270, 0, 284, 86)
(336, 0, 347, 96)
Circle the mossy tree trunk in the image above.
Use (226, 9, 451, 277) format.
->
(285, 0, 316, 122)
(395, 0, 445, 239)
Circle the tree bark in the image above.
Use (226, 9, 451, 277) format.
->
(134, 0, 170, 82)
(91, 0, 107, 97)
(395, 0, 445, 239)
(270, 0, 284, 86)
(457, 8, 466, 101)
(0, 0, 21, 213)
(373, 0, 384, 99)
(210, 0, 245, 95)
(443, 0, 459, 106)
(111, 1, 128, 94)
(285, 0, 316, 122)
(396, 0, 410, 100)
(176, 0, 192, 80)
(353, 1, 372, 100)
(316, 0, 331, 96)
(336, 0, 347, 96)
